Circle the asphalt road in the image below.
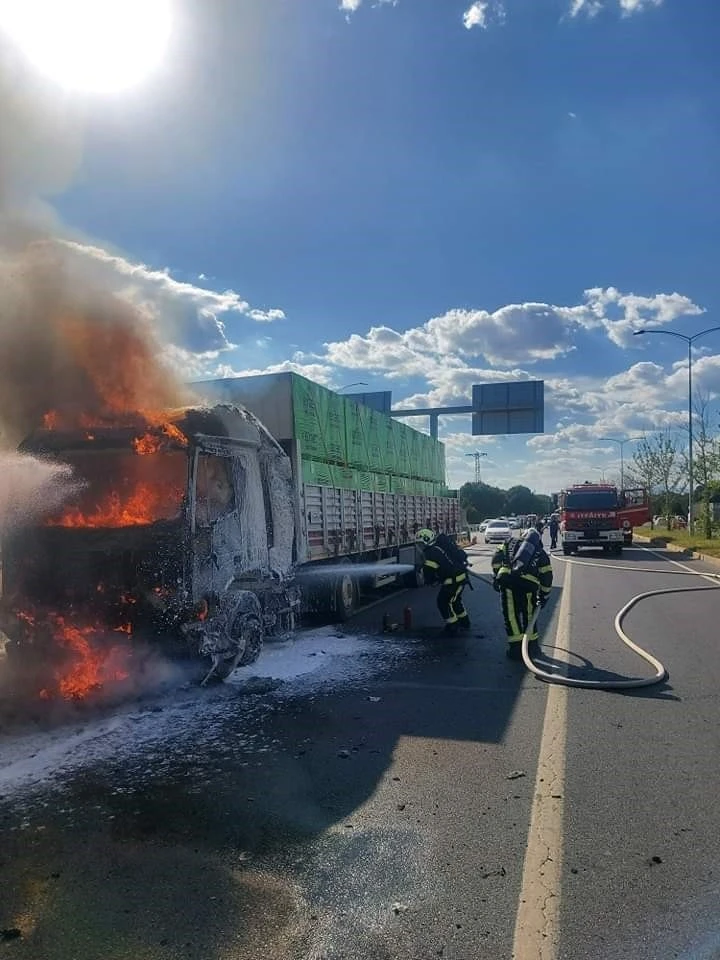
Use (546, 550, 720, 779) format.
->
(1, 540, 720, 959)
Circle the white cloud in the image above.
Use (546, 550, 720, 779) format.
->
(441, 431, 499, 451)
(397, 366, 531, 409)
(170, 352, 332, 386)
(585, 287, 703, 348)
(462, 2, 505, 30)
(325, 326, 467, 380)
(339, 0, 397, 14)
(324, 287, 703, 372)
(57, 239, 285, 355)
(619, 0, 663, 11)
(569, 0, 603, 14)
(570, 0, 662, 15)
(213, 359, 336, 386)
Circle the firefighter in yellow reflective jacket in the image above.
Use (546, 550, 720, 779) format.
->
(416, 529, 470, 635)
(491, 525, 553, 660)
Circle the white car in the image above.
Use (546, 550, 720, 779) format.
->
(484, 520, 513, 544)
(478, 521, 489, 533)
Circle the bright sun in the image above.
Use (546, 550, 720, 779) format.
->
(0, 0, 172, 94)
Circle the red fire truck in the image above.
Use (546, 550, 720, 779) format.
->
(559, 482, 650, 555)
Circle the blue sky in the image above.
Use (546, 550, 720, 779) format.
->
(3, 0, 719, 493)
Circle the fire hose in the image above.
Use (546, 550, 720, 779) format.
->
(470, 550, 720, 690)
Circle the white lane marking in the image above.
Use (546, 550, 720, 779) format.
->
(644, 546, 720, 585)
(512, 560, 573, 960)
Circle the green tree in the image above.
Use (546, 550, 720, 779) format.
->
(631, 431, 686, 528)
(504, 485, 537, 516)
(686, 396, 720, 538)
(532, 494, 554, 516)
(459, 482, 505, 522)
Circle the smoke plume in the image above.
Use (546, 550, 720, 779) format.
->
(0, 39, 192, 526)
(0, 236, 190, 444)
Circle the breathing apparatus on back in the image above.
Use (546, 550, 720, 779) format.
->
(511, 527, 543, 574)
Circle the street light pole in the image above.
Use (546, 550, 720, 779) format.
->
(599, 437, 644, 491)
(633, 325, 720, 534)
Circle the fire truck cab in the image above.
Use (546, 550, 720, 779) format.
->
(559, 482, 624, 556)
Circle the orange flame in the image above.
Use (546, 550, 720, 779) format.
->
(159, 422, 188, 447)
(40, 408, 189, 445)
(133, 433, 162, 455)
(26, 614, 132, 701)
(47, 482, 184, 528)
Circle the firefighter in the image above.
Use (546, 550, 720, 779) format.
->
(415, 528, 470, 635)
(548, 514, 559, 549)
(491, 525, 553, 660)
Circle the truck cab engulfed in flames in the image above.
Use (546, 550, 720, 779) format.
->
(1, 404, 299, 684)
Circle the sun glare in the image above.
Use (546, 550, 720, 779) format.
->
(0, 0, 172, 94)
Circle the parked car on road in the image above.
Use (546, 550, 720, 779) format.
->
(484, 520, 512, 544)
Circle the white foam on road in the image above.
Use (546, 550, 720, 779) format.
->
(0, 627, 405, 802)
(227, 627, 370, 685)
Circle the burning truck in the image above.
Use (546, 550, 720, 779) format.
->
(1, 373, 459, 688)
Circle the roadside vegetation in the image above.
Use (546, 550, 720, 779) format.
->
(625, 394, 720, 541)
(459, 482, 553, 524)
(634, 526, 720, 559)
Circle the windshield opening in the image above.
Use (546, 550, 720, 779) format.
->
(44, 449, 188, 528)
(564, 491, 618, 511)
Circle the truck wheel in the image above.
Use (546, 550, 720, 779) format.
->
(234, 614, 264, 666)
(335, 573, 357, 622)
(613, 545, 623, 557)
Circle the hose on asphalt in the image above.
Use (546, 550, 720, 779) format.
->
(469, 549, 720, 690)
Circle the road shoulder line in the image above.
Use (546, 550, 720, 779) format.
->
(511, 560, 573, 960)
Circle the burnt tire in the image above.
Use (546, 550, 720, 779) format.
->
(209, 657, 237, 681)
(233, 614, 264, 667)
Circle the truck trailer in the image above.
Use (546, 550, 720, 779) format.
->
(1, 374, 459, 682)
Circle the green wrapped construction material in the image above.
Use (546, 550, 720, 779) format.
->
(292, 375, 347, 464)
(289, 373, 445, 484)
(374, 473, 391, 494)
(334, 466, 357, 490)
(302, 461, 454, 497)
(394, 421, 413, 478)
(356, 469, 376, 492)
(302, 459, 336, 487)
(346, 402, 386, 473)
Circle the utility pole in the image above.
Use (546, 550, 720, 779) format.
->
(466, 451, 488, 484)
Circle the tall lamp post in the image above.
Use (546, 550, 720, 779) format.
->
(633, 325, 720, 533)
(599, 436, 644, 491)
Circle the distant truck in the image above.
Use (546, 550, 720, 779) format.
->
(559, 482, 649, 556)
(1, 374, 459, 681)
